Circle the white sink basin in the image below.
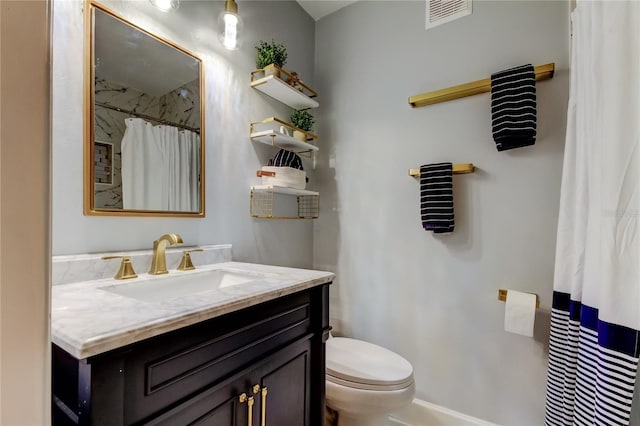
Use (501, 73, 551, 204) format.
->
(99, 269, 273, 303)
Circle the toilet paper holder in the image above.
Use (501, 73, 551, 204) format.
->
(498, 289, 540, 309)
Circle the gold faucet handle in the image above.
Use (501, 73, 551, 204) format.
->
(102, 256, 138, 280)
(177, 249, 204, 271)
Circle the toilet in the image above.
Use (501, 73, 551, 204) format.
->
(325, 337, 415, 426)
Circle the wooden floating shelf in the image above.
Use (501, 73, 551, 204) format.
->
(409, 63, 555, 108)
(409, 163, 475, 177)
(250, 66, 319, 110)
(250, 130, 319, 153)
(250, 117, 319, 155)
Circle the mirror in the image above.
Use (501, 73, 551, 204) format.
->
(85, 3, 205, 216)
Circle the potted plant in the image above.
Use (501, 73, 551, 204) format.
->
(290, 109, 314, 141)
(255, 39, 287, 78)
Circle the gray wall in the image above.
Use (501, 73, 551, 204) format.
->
(51, 0, 579, 422)
(313, 1, 570, 424)
(52, 0, 316, 269)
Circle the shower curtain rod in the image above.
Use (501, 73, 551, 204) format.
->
(95, 102, 200, 133)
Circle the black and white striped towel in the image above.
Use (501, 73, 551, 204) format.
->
(490, 64, 537, 151)
(268, 149, 304, 170)
(420, 163, 454, 234)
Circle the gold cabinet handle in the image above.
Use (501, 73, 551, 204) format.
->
(240, 386, 261, 426)
(247, 396, 255, 426)
(239, 393, 253, 426)
(261, 387, 268, 426)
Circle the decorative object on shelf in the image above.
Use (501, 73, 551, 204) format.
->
(290, 110, 315, 141)
(279, 125, 291, 137)
(218, 0, 241, 50)
(255, 39, 288, 78)
(286, 71, 304, 92)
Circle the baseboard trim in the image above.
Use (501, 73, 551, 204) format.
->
(389, 398, 499, 426)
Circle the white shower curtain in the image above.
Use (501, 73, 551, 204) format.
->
(544, 2, 640, 425)
(121, 118, 200, 212)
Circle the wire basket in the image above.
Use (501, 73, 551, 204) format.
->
(250, 186, 319, 219)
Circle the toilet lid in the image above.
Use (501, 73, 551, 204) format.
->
(326, 338, 414, 389)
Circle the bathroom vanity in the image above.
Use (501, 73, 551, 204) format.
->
(51, 259, 333, 426)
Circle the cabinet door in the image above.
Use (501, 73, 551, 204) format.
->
(143, 376, 250, 426)
(151, 338, 314, 426)
(121, 290, 312, 424)
(252, 339, 312, 426)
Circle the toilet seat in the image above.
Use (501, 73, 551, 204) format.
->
(326, 338, 414, 391)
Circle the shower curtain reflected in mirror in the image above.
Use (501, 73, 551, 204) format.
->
(121, 118, 200, 212)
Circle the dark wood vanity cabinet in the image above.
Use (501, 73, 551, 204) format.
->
(53, 284, 331, 426)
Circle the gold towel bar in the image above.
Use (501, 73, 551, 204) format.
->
(498, 289, 540, 309)
(409, 63, 555, 108)
(409, 163, 475, 177)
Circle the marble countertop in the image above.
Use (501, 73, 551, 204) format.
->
(52, 262, 334, 359)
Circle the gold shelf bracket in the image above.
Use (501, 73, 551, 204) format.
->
(409, 63, 555, 108)
(409, 163, 475, 177)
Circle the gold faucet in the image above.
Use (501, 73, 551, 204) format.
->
(149, 233, 183, 275)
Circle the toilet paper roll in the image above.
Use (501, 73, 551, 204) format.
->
(504, 289, 537, 337)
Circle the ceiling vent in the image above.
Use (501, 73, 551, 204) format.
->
(426, 0, 472, 30)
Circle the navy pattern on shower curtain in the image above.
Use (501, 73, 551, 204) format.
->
(545, 293, 640, 425)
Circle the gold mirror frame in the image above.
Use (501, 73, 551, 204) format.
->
(84, 1, 205, 217)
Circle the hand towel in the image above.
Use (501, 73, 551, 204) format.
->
(420, 163, 454, 234)
(490, 64, 537, 151)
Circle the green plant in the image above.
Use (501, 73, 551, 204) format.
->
(290, 110, 314, 132)
(255, 39, 288, 69)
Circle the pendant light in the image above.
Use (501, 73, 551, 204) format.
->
(219, 0, 242, 50)
(149, 0, 179, 12)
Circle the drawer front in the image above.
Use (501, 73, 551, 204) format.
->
(144, 337, 314, 426)
(122, 290, 312, 424)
